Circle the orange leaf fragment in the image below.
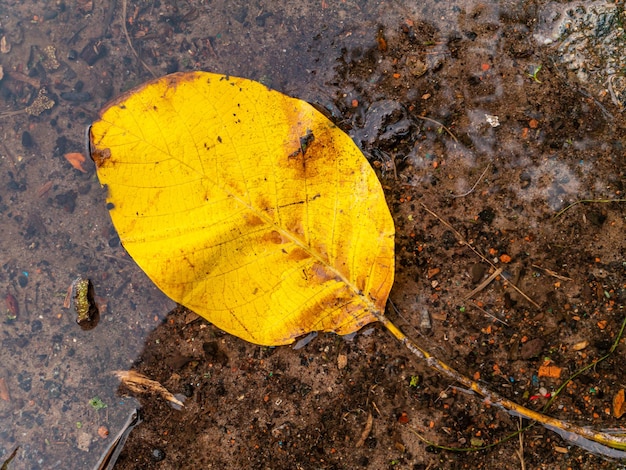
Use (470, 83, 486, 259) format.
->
(597, 320, 608, 330)
(613, 389, 625, 418)
(538, 363, 562, 379)
(64, 152, 87, 173)
(427, 267, 440, 279)
(0, 377, 10, 401)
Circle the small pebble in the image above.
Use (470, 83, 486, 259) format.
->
(151, 448, 166, 462)
(97, 425, 109, 438)
(21, 131, 34, 148)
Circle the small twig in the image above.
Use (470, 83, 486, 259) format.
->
(121, 0, 157, 77)
(605, 74, 622, 110)
(469, 301, 509, 327)
(554, 198, 626, 218)
(451, 163, 490, 198)
(376, 312, 626, 452)
(355, 412, 373, 448)
(416, 115, 458, 143)
(420, 202, 540, 309)
(0, 446, 19, 470)
(531, 264, 572, 282)
(516, 417, 526, 470)
(463, 267, 503, 301)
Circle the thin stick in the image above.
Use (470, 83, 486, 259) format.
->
(451, 163, 490, 198)
(121, 0, 157, 77)
(420, 202, 540, 309)
(463, 267, 503, 301)
(531, 264, 572, 282)
(554, 198, 626, 218)
(516, 417, 526, 470)
(416, 115, 458, 143)
(469, 302, 509, 327)
(375, 312, 626, 451)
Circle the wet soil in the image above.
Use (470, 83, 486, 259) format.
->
(1, 1, 625, 469)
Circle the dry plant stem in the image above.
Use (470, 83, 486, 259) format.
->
(469, 302, 509, 326)
(463, 267, 504, 300)
(451, 163, 490, 198)
(375, 312, 626, 450)
(554, 198, 626, 218)
(516, 417, 526, 470)
(420, 202, 540, 309)
(121, 0, 157, 78)
(531, 264, 572, 281)
(416, 115, 458, 143)
(355, 413, 373, 448)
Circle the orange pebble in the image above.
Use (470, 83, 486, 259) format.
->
(98, 426, 109, 439)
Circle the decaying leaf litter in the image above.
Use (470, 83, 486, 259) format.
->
(0, 0, 625, 469)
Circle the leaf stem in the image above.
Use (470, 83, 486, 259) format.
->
(374, 311, 626, 451)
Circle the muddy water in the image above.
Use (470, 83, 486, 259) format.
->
(0, 1, 624, 469)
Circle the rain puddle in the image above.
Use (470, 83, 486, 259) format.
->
(1, 0, 624, 468)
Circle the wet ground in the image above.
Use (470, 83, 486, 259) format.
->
(1, 1, 625, 469)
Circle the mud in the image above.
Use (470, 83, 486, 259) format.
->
(0, 1, 625, 469)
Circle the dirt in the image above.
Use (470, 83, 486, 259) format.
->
(0, 1, 625, 469)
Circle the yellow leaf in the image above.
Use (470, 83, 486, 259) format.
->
(89, 72, 394, 346)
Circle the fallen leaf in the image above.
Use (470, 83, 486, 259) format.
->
(64, 152, 87, 173)
(114, 370, 184, 408)
(90, 72, 394, 346)
(613, 389, 625, 418)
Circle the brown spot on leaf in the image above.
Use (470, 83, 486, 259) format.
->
(91, 147, 111, 168)
(287, 247, 310, 262)
(261, 230, 283, 244)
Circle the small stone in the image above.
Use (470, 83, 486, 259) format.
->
(520, 338, 545, 359)
(427, 267, 440, 279)
(337, 353, 348, 370)
(97, 426, 109, 439)
(77, 431, 91, 452)
(471, 263, 487, 283)
(21, 131, 34, 148)
(151, 448, 166, 462)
